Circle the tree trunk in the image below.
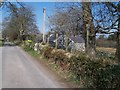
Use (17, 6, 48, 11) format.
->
(82, 2, 96, 56)
(116, 30, 120, 61)
(116, 15, 120, 61)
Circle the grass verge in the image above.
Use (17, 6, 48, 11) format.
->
(0, 41, 3, 47)
(24, 46, 39, 57)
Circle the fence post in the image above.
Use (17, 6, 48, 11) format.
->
(66, 32, 68, 51)
(55, 32, 58, 49)
(47, 32, 50, 45)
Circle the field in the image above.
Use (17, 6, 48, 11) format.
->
(96, 47, 116, 53)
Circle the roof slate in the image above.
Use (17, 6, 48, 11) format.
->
(49, 34, 85, 43)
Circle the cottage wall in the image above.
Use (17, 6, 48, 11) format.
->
(71, 43, 85, 52)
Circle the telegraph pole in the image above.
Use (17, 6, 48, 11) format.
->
(42, 8, 46, 43)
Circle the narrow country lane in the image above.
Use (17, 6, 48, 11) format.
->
(2, 46, 68, 88)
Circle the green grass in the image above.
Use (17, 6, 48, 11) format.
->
(24, 46, 39, 57)
(0, 41, 3, 46)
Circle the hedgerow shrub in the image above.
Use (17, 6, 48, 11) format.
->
(69, 54, 102, 87)
(96, 51, 115, 60)
(25, 40, 32, 46)
(38, 45, 120, 88)
(95, 64, 120, 88)
(52, 50, 68, 66)
(24, 45, 34, 51)
(69, 53, 120, 88)
(43, 46, 54, 59)
(42, 46, 69, 69)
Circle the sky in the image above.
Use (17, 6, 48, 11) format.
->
(1, 2, 57, 33)
(1, 1, 119, 36)
(24, 2, 56, 33)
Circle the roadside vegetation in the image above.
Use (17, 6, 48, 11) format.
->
(0, 39, 4, 46)
(0, 40, 3, 46)
(22, 41, 120, 88)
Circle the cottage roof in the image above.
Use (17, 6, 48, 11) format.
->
(69, 35, 85, 43)
(49, 34, 56, 42)
(49, 33, 85, 43)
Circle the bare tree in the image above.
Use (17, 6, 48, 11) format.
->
(92, 2, 120, 60)
(2, 5, 39, 42)
(49, 6, 83, 35)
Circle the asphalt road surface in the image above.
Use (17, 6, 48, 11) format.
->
(2, 46, 68, 88)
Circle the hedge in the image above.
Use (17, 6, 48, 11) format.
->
(28, 44, 120, 88)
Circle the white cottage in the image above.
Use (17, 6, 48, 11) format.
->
(68, 35, 85, 52)
(49, 34, 85, 52)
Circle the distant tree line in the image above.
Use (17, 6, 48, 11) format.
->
(96, 34, 116, 48)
